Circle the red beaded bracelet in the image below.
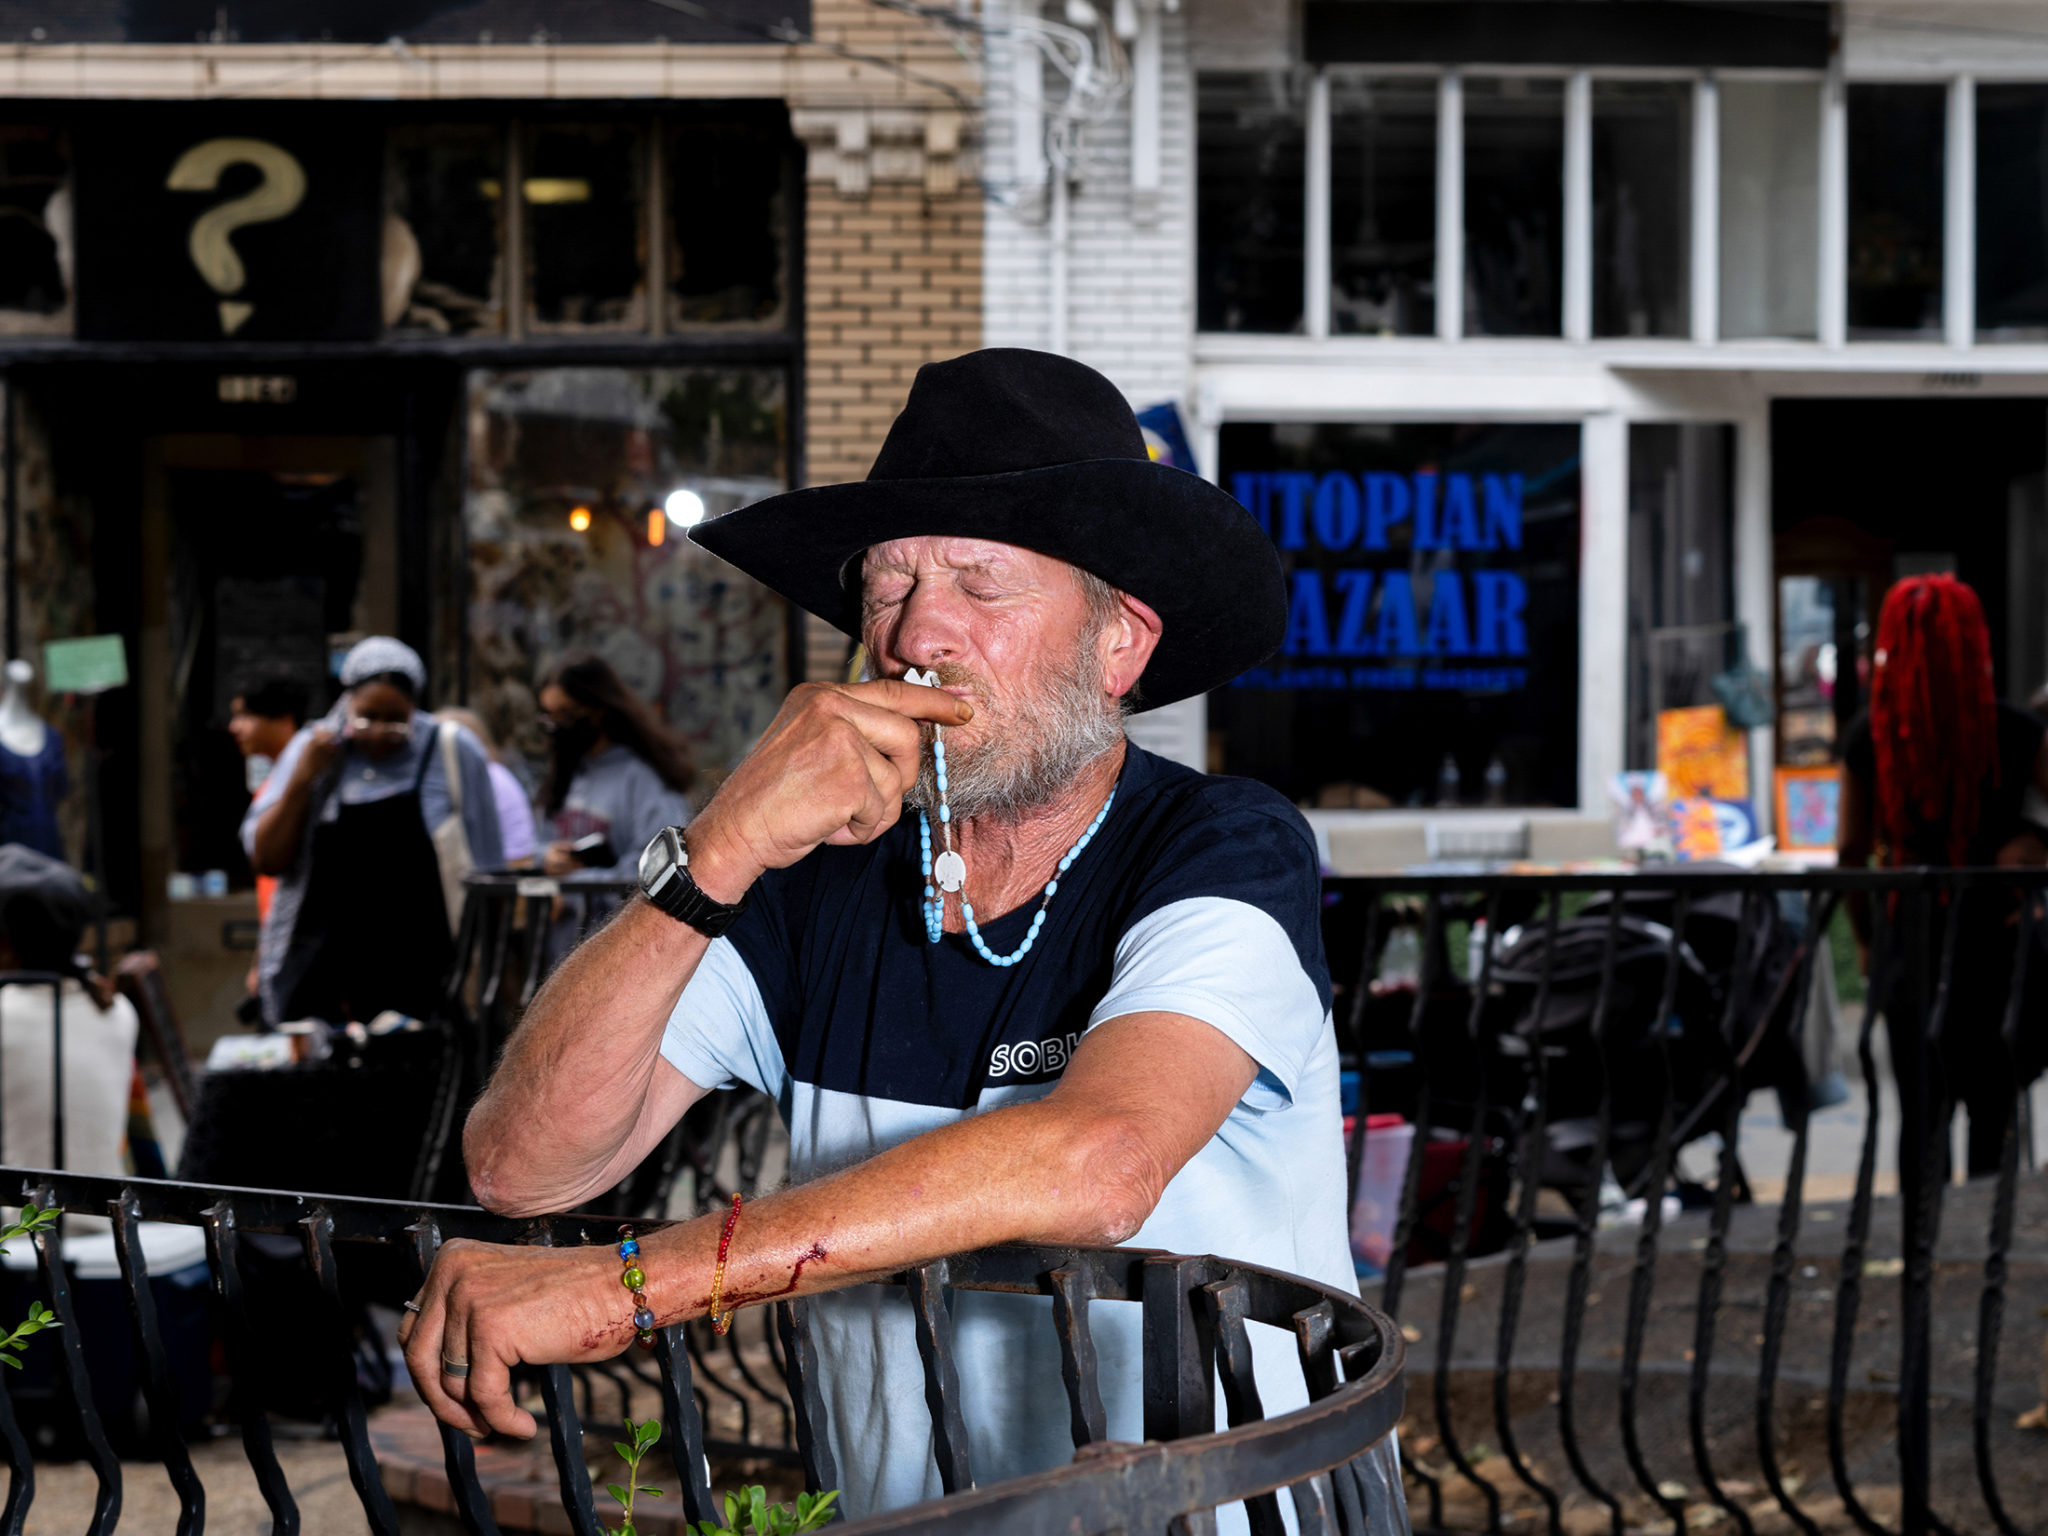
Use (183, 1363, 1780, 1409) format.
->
(708, 1193, 742, 1335)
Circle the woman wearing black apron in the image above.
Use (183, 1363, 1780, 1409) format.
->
(244, 637, 503, 1026)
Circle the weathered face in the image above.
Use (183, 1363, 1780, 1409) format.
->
(859, 536, 1144, 820)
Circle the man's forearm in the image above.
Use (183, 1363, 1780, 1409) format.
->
(464, 898, 713, 1212)
(608, 1094, 1157, 1349)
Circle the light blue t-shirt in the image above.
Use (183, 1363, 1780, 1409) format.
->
(658, 747, 1357, 1525)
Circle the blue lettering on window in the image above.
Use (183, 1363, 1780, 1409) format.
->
(1274, 472, 1317, 551)
(1375, 571, 1422, 656)
(1283, 569, 1331, 655)
(1472, 571, 1529, 655)
(1312, 472, 1361, 550)
(1333, 569, 1376, 654)
(1439, 474, 1480, 550)
(1363, 473, 1409, 549)
(1412, 471, 1440, 550)
(1483, 474, 1523, 550)
(1230, 471, 1268, 536)
(1423, 571, 1472, 655)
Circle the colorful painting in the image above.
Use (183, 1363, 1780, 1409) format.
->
(1776, 766, 1842, 854)
(1656, 704, 1750, 801)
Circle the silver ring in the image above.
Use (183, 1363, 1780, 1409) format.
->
(442, 1357, 471, 1379)
(402, 1299, 423, 1313)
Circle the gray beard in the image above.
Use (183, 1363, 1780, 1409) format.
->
(886, 642, 1125, 824)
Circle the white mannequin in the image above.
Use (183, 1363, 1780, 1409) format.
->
(0, 659, 48, 758)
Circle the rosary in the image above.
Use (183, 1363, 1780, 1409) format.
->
(903, 668, 1115, 967)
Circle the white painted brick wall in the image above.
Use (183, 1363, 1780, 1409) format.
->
(981, 2, 1196, 412)
(983, 5, 1208, 771)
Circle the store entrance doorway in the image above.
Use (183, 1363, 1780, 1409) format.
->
(1771, 397, 2048, 768)
(137, 434, 397, 1034)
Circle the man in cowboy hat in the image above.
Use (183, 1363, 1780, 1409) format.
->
(400, 349, 1357, 1515)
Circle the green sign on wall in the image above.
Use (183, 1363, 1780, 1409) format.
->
(43, 634, 129, 695)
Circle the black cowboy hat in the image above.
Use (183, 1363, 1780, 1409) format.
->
(689, 348, 1285, 710)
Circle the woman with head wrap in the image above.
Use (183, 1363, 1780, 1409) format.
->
(241, 637, 504, 1025)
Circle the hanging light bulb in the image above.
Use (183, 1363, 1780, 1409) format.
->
(568, 505, 592, 532)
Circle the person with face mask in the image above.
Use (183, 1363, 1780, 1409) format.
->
(535, 653, 694, 885)
(241, 637, 504, 1026)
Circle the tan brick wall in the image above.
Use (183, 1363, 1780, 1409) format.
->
(793, 0, 983, 679)
(805, 185, 982, 487)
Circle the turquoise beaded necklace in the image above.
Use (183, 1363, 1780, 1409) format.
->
(904, 668, 1116, 968)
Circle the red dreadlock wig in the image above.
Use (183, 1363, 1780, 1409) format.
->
(1868, 574, 1999, 867)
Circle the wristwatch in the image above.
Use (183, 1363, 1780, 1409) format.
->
(637, 826, 750, 938)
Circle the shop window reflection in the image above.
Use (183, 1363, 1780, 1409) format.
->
(1976, 85, 2048, 339)
(1847, 84, 1945, 338)
(0, 125, 71, 334)
(1463, 77, 1564, 338)
(1625, 424, 1735, 773)
(1328, 75, 1435, 336)
(525, 124, 646, 332)
(1718, 80, 1820, 339)
(1211, 421, 1582, 811)
(464, 368, 787, 788)
(667, 111, 790, 329)
(384, 123, 503, 335)
(1592, 81, 1689, 339)
(1196, 71, 1307, 334)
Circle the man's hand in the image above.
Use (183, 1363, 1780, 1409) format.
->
(541, 840, 579, 877)
(396, 1239, 629, 1441)
(687, 680, 970, 901)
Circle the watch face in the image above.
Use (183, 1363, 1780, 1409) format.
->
(639, 829, 675, 895)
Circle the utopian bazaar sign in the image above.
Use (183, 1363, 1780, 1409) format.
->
(1229, 468, 1532, 692)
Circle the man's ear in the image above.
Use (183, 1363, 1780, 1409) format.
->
(1102, 593, 1163, 700)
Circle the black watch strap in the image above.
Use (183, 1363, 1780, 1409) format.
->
(648, 844, 750, 939)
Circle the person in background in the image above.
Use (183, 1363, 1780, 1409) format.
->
(0, 844, 141, 1230)
(227, 677, 308, 995)
(438, 706, 538, 868)
(536, 653, 694, 883)
(1839, 574, 2048, 1175)
(242, 637, 504, 1026)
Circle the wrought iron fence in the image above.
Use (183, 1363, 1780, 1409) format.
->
(1325, 867, 2048, 1536)
(0, 1167, 1406, 1535)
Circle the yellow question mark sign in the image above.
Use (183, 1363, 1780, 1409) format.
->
(164, 138, 308, 336)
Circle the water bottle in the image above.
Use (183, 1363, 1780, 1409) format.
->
(1484, 754, 1508, 806)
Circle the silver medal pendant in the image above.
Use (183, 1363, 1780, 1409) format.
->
(933, 849, 966, 893)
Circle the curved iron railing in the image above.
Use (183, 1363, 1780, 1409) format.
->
(0, 1167, 1407, 1536)
(1328, 866, 2047, 1536)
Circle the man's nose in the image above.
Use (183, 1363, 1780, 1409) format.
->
(890, 584, 970, 667)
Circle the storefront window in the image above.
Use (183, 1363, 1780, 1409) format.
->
(1718, 80, 1820, 339)
(1593, 81, 1689, 338)
(1328, 75, 1436, 336)
(667, 112, 790, 329)
(0, 125, 71, 334)
(1213, 421, 1582, 809)
(1196, 71, 1307, 334)
(1976, 85, 2048, 339)
(525, 123, 647, 332)
(465, 367, 788, 786)
(1847, 84, 1945, 338)
(1625, 424, 1734, 772)
(1463, 77, 1565, 337)
(386, 123, 504, 335)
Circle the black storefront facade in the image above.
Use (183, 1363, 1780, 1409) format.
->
(0, 91, 805, 1019)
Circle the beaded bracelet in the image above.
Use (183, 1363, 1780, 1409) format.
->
(707, 1192, 743, 1336)
(618, 1226, 656, 1347)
